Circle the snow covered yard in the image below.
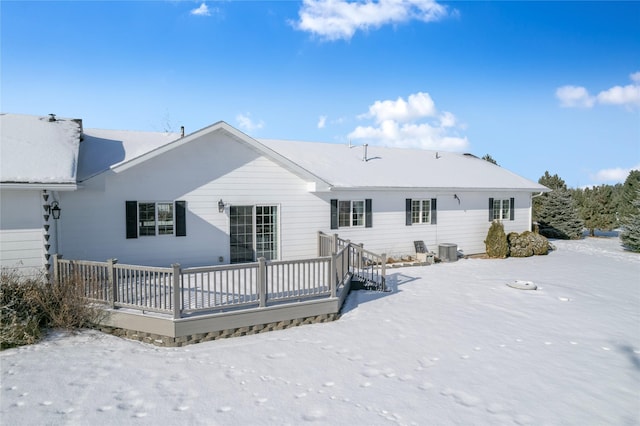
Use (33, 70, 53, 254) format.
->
(1, 237, 639, 425)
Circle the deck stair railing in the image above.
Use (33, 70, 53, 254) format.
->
(317, 231, 387, 292)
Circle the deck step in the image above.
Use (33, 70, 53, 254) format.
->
(351, 274, 387, 292)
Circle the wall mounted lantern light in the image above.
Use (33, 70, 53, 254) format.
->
(218, 199, 225, 213)
(50, 201, 61, 219)
(453, 194, 461, 204)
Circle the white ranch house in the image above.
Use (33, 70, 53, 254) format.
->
(1, 113, 548, 274)
(1, 113, 548, 343)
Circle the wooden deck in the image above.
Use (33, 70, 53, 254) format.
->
(53, 234, 386, 341)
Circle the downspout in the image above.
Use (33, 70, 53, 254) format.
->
(530, 191, 544, 232)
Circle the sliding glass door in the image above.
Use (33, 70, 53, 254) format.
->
(229, 205, 278, 263)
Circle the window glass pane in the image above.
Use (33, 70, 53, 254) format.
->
(493, 200, 501, 221)
(421, 200, 430, 223)
(139, 203, 156, 236)
(411, 200, 421, 224)
(256, 205, 278, 260)
(338, 201, 351, 227)
(352, 201, 365, 226)
(157, 202, 174, 235)
(230, 206, 254, 263)
(501, 199, 510, 220)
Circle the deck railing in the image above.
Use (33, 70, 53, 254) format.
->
(53, 233, 387, 319)
(53, 254, 343, 319)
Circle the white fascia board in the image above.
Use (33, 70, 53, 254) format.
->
(0, 183, 77, 191)
(329, 186, 551, 193)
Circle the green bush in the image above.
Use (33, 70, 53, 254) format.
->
(1, 269, 102, 350)
(485, 221, 508, 258)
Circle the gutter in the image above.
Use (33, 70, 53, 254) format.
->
(0, 183, 78, 191)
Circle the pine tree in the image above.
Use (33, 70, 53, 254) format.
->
(618, 170, 640, 221)
(580, 185, 616, 236)
(537, 188, 584, 240)
(482, 154, 498, 165)
(533, 171, 566, 222)
(620, 188, 640, 252)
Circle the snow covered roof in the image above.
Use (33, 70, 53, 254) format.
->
(0, 113, 82, 187)
(77, 128, 179, 181)
(259, 139, 548, 192)
(73, 120, 546, 192)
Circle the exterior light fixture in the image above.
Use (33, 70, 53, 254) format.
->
(218, 199, 225, 213)
(50, 201, 61, 219)
(454, 194, 460, 204)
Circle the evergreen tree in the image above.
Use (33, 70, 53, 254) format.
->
(538, 171, 567, 190)
(580, 185, 616, 236)
(620, 188, 640, 252)
(533, 171, 566, 222)
(482, 154, 498, 165)
(536, 172, 583, 239)
(618, 170, 640, 221)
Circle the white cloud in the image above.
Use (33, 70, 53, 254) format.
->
(190, 3, 211, 17)
(365, 92, 437, 123)
(596, 84, 640, 106)
(317, 115, 327, 129)
(555, 85, 595, 108)
(592, 164, 640, 183)
(556, 71, 640, 109)
(293, 0, 451, 41)
(348, 92, 469, 150)
(236, 113, 264, 132)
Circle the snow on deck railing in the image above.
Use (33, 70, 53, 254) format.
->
(53, 254, 345, 319)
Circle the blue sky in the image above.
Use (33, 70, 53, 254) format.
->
(2, 1, 639, 187)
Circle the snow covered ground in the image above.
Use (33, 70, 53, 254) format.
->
(2, 236, 639, 425)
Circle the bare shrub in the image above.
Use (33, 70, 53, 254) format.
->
(35, 274, 105, 330)
(1, 268, 104, 349)
(1, 270, 47, 349)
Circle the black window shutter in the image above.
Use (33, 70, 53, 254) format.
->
(330, 199, 338, 230)
(488, 198, 494, 222)
(431, 198, 437, 224)
(510, 197, 515, 221)
(175, 200, 186, 236)
(126, 201, 138, 239)
(405, 199, 412, 226)
(365, 199, 372, 228)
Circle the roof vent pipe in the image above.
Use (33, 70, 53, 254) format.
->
(180, 126, 185, 138)
(48, 114, 56, 122)
(363, 143, 368, 162)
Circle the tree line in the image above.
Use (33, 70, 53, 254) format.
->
(483, 155, 640, 252)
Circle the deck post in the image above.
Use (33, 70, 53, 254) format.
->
(172, 263, 181, 319)
(333, 233, 339, 254)
(52, 253, 61, 285)
(317, 231, 322, 256)
(258, 257, 267, 308)
(330, 252, 337, 298)
(107, 258, 118, 309)
(381, 253, 387, 283)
